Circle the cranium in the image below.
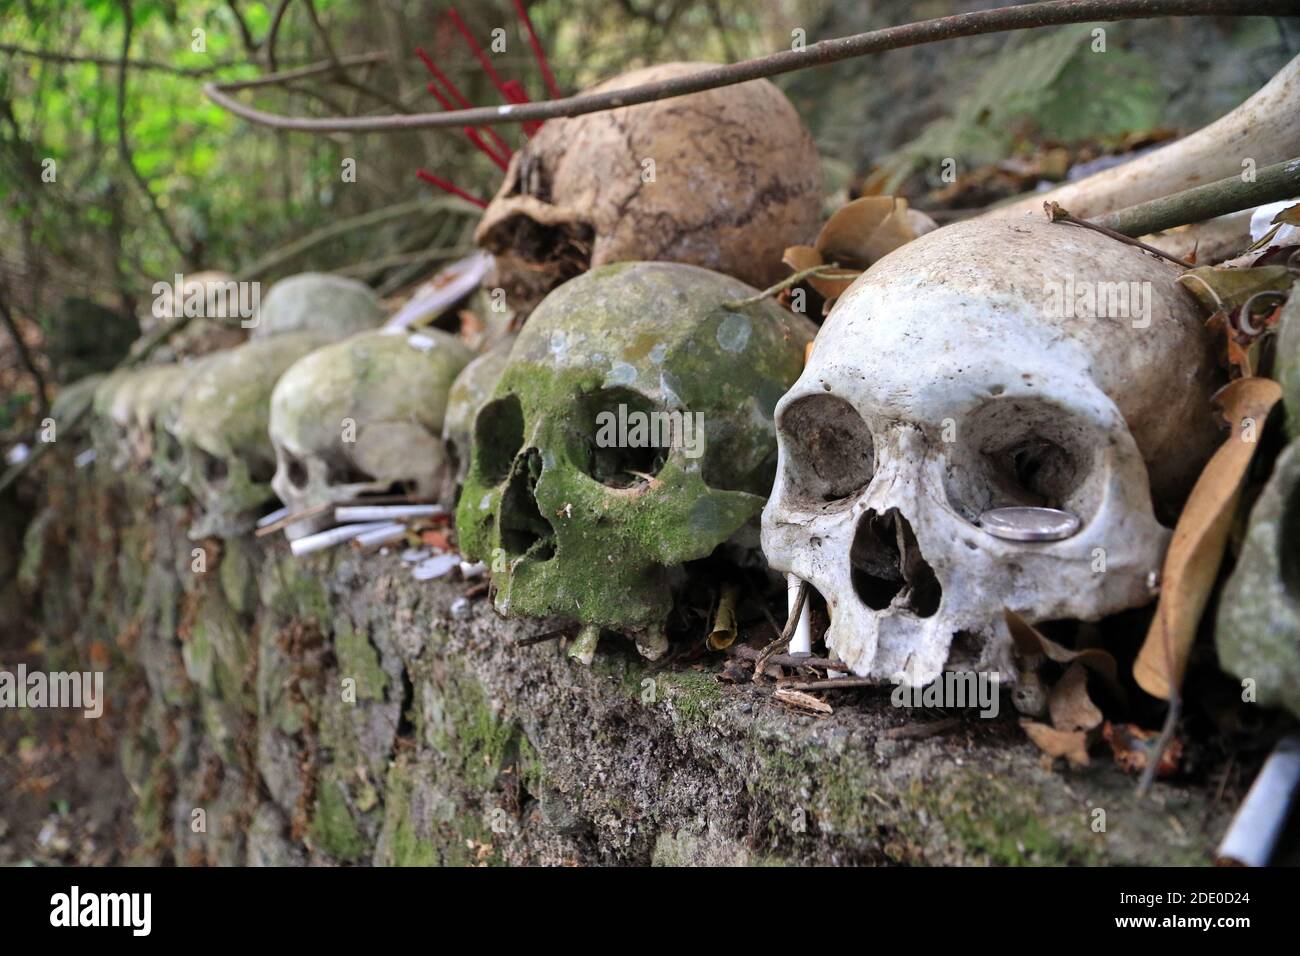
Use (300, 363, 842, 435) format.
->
(762, 217, 1223, 686)
(268, 327, 473, 539)
(474, 62, 822, 312)
(251, 272, 384, 340)
(141, 270, 248, 360)
(456, 261, 814, 657)
(442, 336, 516, 494)
(170, 333, 333, 539)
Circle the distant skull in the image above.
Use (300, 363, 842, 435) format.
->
(474, 62, 822, 313)
(442, 336, 516, 493)
(141, 270, 248, 360)
(762, 218, 1223, 686)
(456, 261, 815, 657)
(251, 273, 384, 340)
(170, 333, 333, 539)
(269, 327, 473, 539)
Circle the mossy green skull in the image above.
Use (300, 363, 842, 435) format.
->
(268, 328, 473, 539)
(251, 272, 385, 340)
(456, 262, 814, 655)
(443, 336, 516, 492)
(170, 332, 332, 539)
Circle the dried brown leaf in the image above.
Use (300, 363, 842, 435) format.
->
(1048, 662, 1103, 732)
(1020, 719, 1090, 767)
(1133, 377, 1283, 700)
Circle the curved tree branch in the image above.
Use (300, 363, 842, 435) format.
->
(204, 0, 1297, 134)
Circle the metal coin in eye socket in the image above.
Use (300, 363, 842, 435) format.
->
(978, 506, 1080, 542)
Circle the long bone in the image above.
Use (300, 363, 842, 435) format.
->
(989, 53, 1300, 222)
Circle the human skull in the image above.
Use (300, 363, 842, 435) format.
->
(269, 327, 473, 539)
(456, 261, 815, 656)
(170, 332, 333, 539)
(442, 336, 516, 493)
(762, 217, 1223, 686)
(474, 62, 822, 313)
(251, 272, 384, 340)
(141, 270, 248, 360)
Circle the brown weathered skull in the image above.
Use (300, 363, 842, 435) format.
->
(474, 62, 822, 312)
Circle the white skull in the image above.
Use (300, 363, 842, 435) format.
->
(269, 328, 472, 539)
(762, 218, 1223, 687)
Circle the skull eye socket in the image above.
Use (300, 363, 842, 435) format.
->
(202, 450, 229, 484)
(776, 394, 874, 505)
(474, 394, 525, 485)
(577, 388, 667, 488)
(286, 455, 309, 489)
(943, 399, 1093, 524)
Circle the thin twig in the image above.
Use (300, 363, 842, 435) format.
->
(753, 579, 807, 681)
(515, 626, 573, 647)
(115, 0, 190, 267)
(0, 41, 251, 76)
(1093, 156, 1300, 238)
(1137, 694, 1182, 797)
(0, 285, 48, 420)
(265, 0, 294, 73)
(1045, 202, 1195, 268)
(728, 644, 843, 671)
(203, 1, 1292, 133)
(724, 262, 850, 307)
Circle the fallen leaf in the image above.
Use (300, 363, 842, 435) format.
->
(420, 529, 451, 550)
(1020, 719, 1090, 766)
(705, 584, 740, 651)
(1102, 721, 1183, 777)
(817, 196, 899, 267)
(1048, 662, 1103, 732)
(1271, 202, 1300, 227)
(1133, 377, 1283, 700)
(1005, 609, 1122, 699)
(774, 687, 833, 715)
(1177, 265, 1296, 316)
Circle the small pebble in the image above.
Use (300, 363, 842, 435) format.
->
(450, 596, 472, 620)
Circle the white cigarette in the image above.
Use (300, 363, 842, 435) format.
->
(459, 560, 486, 579)
(257, 506, 290, 528)
(787, 573, 812, 657)
(1217, 735, 1300, 867)
(334, 504, 445, 522)
(290, 522, 391, 557)
(354, 522, 409, 548)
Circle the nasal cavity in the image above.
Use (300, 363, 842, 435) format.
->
(849, 508, 941, 618)
(499, 448, 556, 561)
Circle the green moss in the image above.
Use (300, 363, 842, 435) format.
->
(923, 776, 1104, 866)
(311, 775, 368, 863)
(333, 617, 387, 702)
(455, 261, 814, 639)
(434, 677, 517, 791)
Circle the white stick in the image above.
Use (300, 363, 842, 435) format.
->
(334, 504, 445, 522)
(787, 573, 812, 657)
(1217, 735, 1300, 867)
(989, 54, 1300, 222)
(257, 506, 290, 528)
(290, 522, 391, 557)
(353, 522, 409, 549)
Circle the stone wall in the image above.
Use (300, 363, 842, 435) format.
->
(16, 443, 1230, 866)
